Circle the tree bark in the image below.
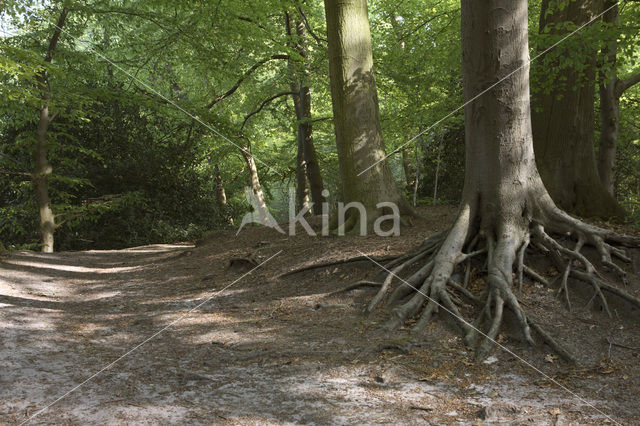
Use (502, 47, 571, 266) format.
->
(214, 163, 233, 225)
(598, 1, 619, 197)
(33, 8, 68, 253)
(285, 11, 325, 214)
(369, 0, 639, 361)
(240, 148, 271, 225)
(34, 105, 55, 253)
(296, 21, 326, 214)
(295, 117, 311, 212)
(324, 0, 413, 229)
(401, 146, 414, 193)
(285, 12, 311, 212)
(532, 0, 624, 218)
(460, 0, 547, 236)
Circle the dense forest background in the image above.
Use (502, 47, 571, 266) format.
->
(1, 0, 639, 251)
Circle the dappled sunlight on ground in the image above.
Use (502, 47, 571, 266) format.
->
(1, 206, 639, 424)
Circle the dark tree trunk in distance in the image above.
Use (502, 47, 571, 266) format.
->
(401, 146, 415, 193)
(214, 163, 233, 225)
(285, 11, 325, 214)
(597, 1, 640, 197)
(532, 0, 624, 218)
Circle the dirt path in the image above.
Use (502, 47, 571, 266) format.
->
(2, 206, 639, 424)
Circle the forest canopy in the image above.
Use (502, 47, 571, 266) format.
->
(0, 0, 639, 252)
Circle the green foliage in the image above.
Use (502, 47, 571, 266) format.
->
(1, 0, 639, 250)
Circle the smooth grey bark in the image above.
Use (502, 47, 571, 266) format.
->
(324, 0, 413, 229)
(532, 0, 624, 218)
(33, 8, 68, 253)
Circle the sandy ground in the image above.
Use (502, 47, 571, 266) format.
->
(2, 205, 640, 425)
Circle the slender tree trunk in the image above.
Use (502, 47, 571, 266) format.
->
(34, 105, 55, 253)
(285, 12, 310, 212)
(401, 146, 414, 192)
(285, 12, 325, 214)
(299, 84, 325, 214)
(324, 0, 413, 229)
(295, 119, 311, 212)
(214, 163, 233, 225)
(240, 148, 271, 224)
(295, 21, 326, 214)
(532, 0, 623, 218)
(32, 8, 68, 253)
(432, 136, 443, 204)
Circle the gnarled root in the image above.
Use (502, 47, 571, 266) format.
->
(367, 201, 639, 362)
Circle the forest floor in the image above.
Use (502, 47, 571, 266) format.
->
(2, 205, 640, 425)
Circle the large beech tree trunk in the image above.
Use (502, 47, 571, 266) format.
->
(324, 0, 413, 229)
(367, 0, 639, 362)
(531, 0, 623, 218)
(33, 8, 68, 253)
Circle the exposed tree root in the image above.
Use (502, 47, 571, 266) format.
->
(365, 201, 639, 362)
(278, 254, 399, 278)
(328, 280, 381, 296)
(528, 320, 578, 365)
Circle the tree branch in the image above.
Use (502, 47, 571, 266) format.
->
(617, 70, 640, 96)
(205, 54, 289, 109)
(296, 7, 327, 45)
(0, 169, 32, 177)
(0, 152, 25, 166)
(44, 8, 69, 64)
(54, 195, 122, 228)
(132, 85, 173, 105)
(36, 7, 68, 92)
(241, 91, 296, 129)
(311, 116, 333, 123)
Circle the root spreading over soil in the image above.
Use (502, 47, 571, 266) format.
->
(367, 200, 640, 364)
